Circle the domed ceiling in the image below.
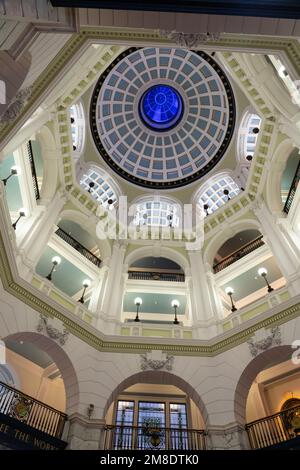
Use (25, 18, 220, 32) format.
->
(90, 47, 235, 189)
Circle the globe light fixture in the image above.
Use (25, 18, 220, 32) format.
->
(134, 297, 142, 322)
(258, 267, 274, 293)
(171, 299, 180, 325)
(78, 279, 91, 304)
(223, 189, 231, 201)
(46, 256, 61, 281)
(225, 286, 237, 312)
(88, 181, 95, 193)
(2, 165, 21, 186)
(12, 208, 26, 230)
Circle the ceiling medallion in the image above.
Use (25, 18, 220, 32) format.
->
(90, 47, 235, 189)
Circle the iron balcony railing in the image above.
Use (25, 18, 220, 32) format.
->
(128, 269, 185, 282)
(246, 404, 300, 449)
(283, 160, 300, 214)
(213, 235, 264, 273)
(27, 140, 40, 201)
(103, 425, 206, 450)
(55, 227, 102, 267)
(0, 381, 67, 439)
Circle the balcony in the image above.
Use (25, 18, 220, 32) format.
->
(103, 425, 206, 450)
(27, 140, 40, 201)
(246, 404, 300, 449)
(283, 160, 300, 214)
(55, 227, 102, 268)
(128, 268, 185, 282)
(213, 235, 265, 273)
(0, 381, 67, 450)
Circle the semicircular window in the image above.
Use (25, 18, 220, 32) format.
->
(197, 174, 240, 215)
(79, 168, 117, 208)
(238, 111, 262, 161)
(133, 198, 181, 227)
(70, 102, 85, 154)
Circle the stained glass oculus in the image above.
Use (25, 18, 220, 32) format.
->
(139, 85, 183, 130)
(90, 47, 235, 189)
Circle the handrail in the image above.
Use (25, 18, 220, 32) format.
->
(283, 159, 300, 214)
(27, 140, 40, 201)
(0, 380, 67, 439)
(128, 270, 185, 282)
(213, 235, 264, 273)
(103, 424, 206, 450)
(55, 227, 102, 268)
(245, 404, 300, 449)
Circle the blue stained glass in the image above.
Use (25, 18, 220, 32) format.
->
(139, 85, 183, 131)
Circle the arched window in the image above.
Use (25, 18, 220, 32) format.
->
(196, 173, 240, 215)
(133, 197, 181, 228)
(238, 110, 262, 161)
(79, 167, 118, 208)
(70, 102, 85, 154)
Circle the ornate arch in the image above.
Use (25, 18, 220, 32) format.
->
(103, 370, 208, 425)
(204, 218, 262, 267)
(1, 332, 80, 415)
(125, 245, 189, 274)
(234, 345, 293, 425)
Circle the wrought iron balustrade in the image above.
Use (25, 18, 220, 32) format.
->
(103, 425, 206, 450)
(246, 404, 300, 449)
(213, 235, 264, 273)
(0, 381, 67, 439)
(128, 270, 185, 282)
(283, 160, 300, 214)
(55, 227, 102, 267)
(27, 140, 40, 201)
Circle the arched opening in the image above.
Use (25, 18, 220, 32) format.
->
(213, 229, 264, 273)
(195, 172, 240, 216)
(35, 212, 104, 308)
(209, 226, 286, 314)
(237, 109, 262, 161)
(79, 165, 119, 209)
(128, 256, 185, 282)
(234, 345, 300, 449)
(103, 370, 207, 450)
(0, 332, 79, 447)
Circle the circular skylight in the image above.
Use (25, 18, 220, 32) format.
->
(139, 85, 183, 130)
(90, 47, 235, 189)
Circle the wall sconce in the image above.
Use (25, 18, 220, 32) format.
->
(171, 299, 180, 325)
(134, 297, 142, 322)
(223, 189, 231, 201)
(78, 279, 91, 304)
(2, 165, 21, 186)
(46, 256, 61, 281)
(203, 204, 210, 217)
(258, 267, 274, 293)
(88, 181, 95, 193)
(87, 403, 94, 419)
(225, 286, 237, 312)
(12, 208, 26, 230)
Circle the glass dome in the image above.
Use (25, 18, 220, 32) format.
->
(139, 85, 183, 131)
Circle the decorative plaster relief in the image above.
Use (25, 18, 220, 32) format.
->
(140, 350, 174, 371)
(247, 326, 281, 357)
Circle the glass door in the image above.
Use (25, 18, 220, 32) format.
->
(137, 401, 166, 449)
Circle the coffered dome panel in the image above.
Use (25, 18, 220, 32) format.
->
(90, 47, 235, 189)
